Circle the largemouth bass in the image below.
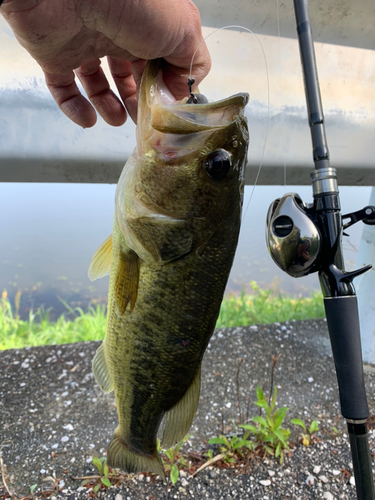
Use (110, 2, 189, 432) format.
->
(88, 59, 249, 478)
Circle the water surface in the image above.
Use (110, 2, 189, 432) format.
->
(0, 183, 370, 319)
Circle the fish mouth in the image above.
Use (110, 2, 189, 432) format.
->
(151, 93, 249, 134)
(138, 59, 249, 159)
(148, 64, 249, 132)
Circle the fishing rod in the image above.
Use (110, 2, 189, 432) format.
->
(266, 0, 375, 498)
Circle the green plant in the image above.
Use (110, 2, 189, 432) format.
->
(157, 435, 191, 484)
(93, 456, 112, 490)
(203, 449, 213, 460)
(240, 386, 290, 464)
(216, 281, 324, 328)
(208, 433, 254, 464)
(291, 418, 319, 446)
(81, 456, 112, 493)
(0, 294, 107, 350)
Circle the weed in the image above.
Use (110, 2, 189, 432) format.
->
(91, 457, 112, 492)
(208, 433, 254, 463)
(75, 456, 122, 493)
(29, 484, 37, 494)
(208, 380, 291, 466)
(240, 386, 290, 464)
(291, 418, 320, 446)
(0, 296, 107, 350)
(216, 281, 324, 328)
(157, 435, 191, 485)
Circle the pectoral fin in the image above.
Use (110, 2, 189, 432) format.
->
(161, 365, 201, 449)
(114, 246, 140, 315)
(88, 235, 113, 281)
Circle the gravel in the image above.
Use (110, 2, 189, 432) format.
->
(1, 319, 375, 499)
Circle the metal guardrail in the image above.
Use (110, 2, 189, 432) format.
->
(1, 2, 375, 185)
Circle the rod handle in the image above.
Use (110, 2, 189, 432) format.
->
(324, 295, 369, 420)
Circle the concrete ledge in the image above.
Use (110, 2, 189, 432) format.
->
(1, 19, 375, 186)
(2, 159, 375, 186)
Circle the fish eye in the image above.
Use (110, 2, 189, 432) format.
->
(205, 149, 232, 181)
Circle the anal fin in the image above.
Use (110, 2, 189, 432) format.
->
(108, 426, 165, 480)
(114, 246, 139, 315)
(92, 343, 113, 393)
(161, 365, 201, 449)
(88, 235, 113, 281)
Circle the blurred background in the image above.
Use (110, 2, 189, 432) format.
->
(0, 182, 370, 319)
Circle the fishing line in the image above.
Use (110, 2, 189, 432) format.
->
(188, 25, 270, 220)
(276, 0, 288, 192)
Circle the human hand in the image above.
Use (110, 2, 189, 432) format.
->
(1, 0, 210, 127)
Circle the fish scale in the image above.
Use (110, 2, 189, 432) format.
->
(110, 221, 237, 448)
(88, 59, 249, 478)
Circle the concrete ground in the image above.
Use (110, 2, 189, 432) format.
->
(1, 318, 375, 499)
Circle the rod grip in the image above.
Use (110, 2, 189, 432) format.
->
(324, 296, 369, 420)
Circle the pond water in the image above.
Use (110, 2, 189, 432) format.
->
(0, 183, 370, 319)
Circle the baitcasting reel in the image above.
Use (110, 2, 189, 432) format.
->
(266, 192, 321, 278)
(266, 191, 375, 279)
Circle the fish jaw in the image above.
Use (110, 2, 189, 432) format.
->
(137, 59, 249, 156)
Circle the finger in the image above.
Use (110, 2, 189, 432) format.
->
(162, 38, 212, 100)
(44, 70, 97, 128)
(129, 0, 211, 100)
(96, 0, 211, 101)
(107, 57, 140, 124)
(160, 1, 211, 99)
(75, 58, 127, 127)
(128, 33, 211, 102)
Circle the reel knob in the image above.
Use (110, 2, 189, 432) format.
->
(272, 215, 294, 237)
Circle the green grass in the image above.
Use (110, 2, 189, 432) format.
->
(216, 281, 325, 329)
(0, 298, 107, 350)
(0, 282, 325, 350)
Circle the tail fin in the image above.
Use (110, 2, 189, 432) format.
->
(107, 427, 165, 480)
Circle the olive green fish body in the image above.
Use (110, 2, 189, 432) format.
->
(89, 59, 249, 477)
